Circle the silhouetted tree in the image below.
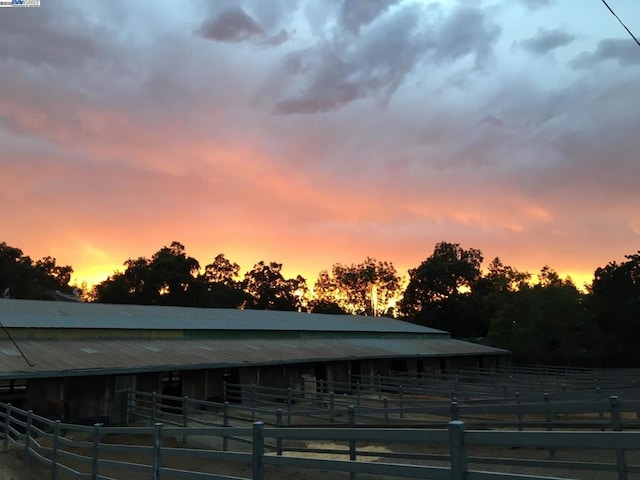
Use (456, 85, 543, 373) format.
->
(307, 298, 348, 315)
(243, 261, 307, 311)
(200, 254, 246, 308)
(400, 242, 483, 336)
(0, 242, 74, 299)
(313, 258, 401, 316)
(470, 257, 532, 338)
(92, 242, 202, 306)
(589, 252, 640, 366)
(489, 267, 597, 365)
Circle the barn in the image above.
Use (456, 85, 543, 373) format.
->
(0, 299, 509, 424)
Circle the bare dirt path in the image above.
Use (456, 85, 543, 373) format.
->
(1, 449, 50, 480)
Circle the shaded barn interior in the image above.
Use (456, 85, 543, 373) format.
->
(0, 299, 510, 424)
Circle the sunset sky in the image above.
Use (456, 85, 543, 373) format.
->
(1, 0, 639, 290)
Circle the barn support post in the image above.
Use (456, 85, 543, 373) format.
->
(611, 396, 628, 480)
(222, 402, 229, 452)
(23, 410, 34, 469)
(51, 420, 61, 480)
(252, 422, 264, 480)
(287, 387, 292, 425)
(448, 420, 468, 480)
(182, 396, 189, 444)
(329, 392, 335, 422)
(3, 403, 11, 453)
(125, 390, 131, 425)
(251, 384, 256, 422)
(152, 422, 163, 480)
(151, 391, 158, 426)
(383, 398, 389, 424)
(356, 382, 361, 406)
(399, 385, 404, 419)
(276, 409, 283, 456)
(91, 423, 102, 480)
(348, 406, 356, 480)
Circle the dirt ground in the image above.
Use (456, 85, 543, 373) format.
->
(0, 449, 51, 480)
(2, 403, 638, 480)
(2, 430, 639, 480)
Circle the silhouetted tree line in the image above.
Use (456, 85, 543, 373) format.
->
(0, 242, 74, 300)
(1, 240, 639, 368)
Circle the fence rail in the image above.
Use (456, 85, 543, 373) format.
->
(4, 392, 640, 480)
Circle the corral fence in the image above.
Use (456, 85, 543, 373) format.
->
(127, 388, 640, 431)
(3, 399, 640, 480)
(0, 392, 640, 480)
(349, 366, 640, 401)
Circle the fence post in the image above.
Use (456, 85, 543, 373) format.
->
(252, 422, 265, 480)
(91, 423, 101, 480)
(23, 410, 33, 469)
(152, 422, 163, 480)
(610, 396, 628, 480)
(51, 420, 61, 480)
(544, 393, 555, 460)
(449, 420, 468, 480)
(3, 403, 11, 453)
(222, 402, 229, 452)
(516, 392, 523, 431)
(151, 391, 158, 426)
(356, 382, 361, 406)
(182, 396, 189, 444)
(276, 409, 283, 456)
(349, 406, 356, 480)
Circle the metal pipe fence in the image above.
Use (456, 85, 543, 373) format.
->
(4, 399, 640, 480)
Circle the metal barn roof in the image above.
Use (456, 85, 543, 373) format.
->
(0, 299, 509, 379)
(0, 299, 446, 335)
(0, 337, 508, 379)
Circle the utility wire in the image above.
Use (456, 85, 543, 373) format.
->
(600, 0, 640, 47)
(0, 321, 35, 367)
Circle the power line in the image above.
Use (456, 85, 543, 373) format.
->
(600, 0, 640, 48)
(0, 321, 34, 367)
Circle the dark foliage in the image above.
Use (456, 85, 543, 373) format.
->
(0, 242, 74, 300)
(4, 239, 640, 367)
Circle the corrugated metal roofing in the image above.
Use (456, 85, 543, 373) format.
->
(0, 299, 446, 334)
(0, 337, 509, 379)
(0, 299, 509, 379)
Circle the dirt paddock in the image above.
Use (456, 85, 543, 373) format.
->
(2, 428, 639, 480)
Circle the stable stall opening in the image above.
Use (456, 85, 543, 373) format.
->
(160, 371, 182, 412)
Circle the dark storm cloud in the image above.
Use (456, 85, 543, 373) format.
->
(518, 28, 576, 55)
(196, 5, 266, 43)
(571, 39, 640, 68)
(274, 4, 501, 115)
(262, 30, 289, 47)
(0, 3, 100, 67)
(274, 3, 423, 115)
(432, 6, 501, 69)
(340, 0, 400, 34)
